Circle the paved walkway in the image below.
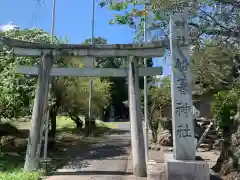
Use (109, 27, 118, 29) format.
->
(47, 123, 132, 180)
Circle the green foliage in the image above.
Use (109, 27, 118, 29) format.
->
(82, 37, 129, 119)
(148, 76, 171, 115)
(0, 29, 112, 122)
(144, 75, 171, 142)
(99, 0, 240, 43)
(51, 72, 112, 121)
(82, 37, 107, 45)
(0, 170, 42, 180)
(191, 40, 239, 94)
(0, 154, 43, 180)
(211, 88, 240, 134)
(0, 29, 57, 118)
(0, 28, 71, 119)
(99, 0, 240, 95)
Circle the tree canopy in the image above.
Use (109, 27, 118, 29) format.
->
(0, 29, 112, 127)
(99, 0, 240, 94)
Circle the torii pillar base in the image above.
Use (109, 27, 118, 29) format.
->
(164, 154, 210, 180)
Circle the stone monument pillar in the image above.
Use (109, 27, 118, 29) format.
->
(164, 9, 210, 180)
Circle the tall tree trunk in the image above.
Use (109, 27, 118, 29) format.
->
(84, 117, 96, 137)
(149, 120, 158, 143)
(151, 130, 158, 143)
(212, 127, 233, 174)
(212, 125, 240, 175)
(212, 140, 232, 173)
(69, 114, 83, 129)
(49, 103, 59, 140)
(214, 102, 240, 175)
(84, 116, 90, 137)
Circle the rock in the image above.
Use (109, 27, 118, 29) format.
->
(161, 147, 173, 152)
(197, 148, 208, 152)
(195, 125, 205, 138)
(151, 145, 161, 151)
(149, 144, 161, 151)
(0, 136, 27, 152)
(195, 156, 205, 160)
(200, 143, 212, 149)
(197, 118, 211, 127)
(159, 118, 172, 131)
(213, 140, 222, 150)
(1, 135, 14, 144)
(210, 174, 223, 180)
(0, 136, 15, 151)
(199, 117, 211, 123)
(158, 130, 173, 146)
(208, 129, 218, 136)
(0, 123, 18, 136)
(222, 172, 240, 180)
(231, 132, 240, 149)
(13, 138, 27, 149)
(203, 138, 214, 144)
(208, 134, 219, 140)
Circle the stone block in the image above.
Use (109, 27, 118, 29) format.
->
(164, 153, 210, 180)
(147, 160, 166, 180)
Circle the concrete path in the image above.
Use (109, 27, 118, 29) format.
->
(47, 122, 132, 180)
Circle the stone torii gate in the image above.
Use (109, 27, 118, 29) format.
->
(0, 37, 163, 177)
(0, 10, 211, 179)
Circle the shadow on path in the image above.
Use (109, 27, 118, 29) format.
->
(51, 170, 132, 176)
(48, 125, 131, 177)
(108, 129, 130, 135)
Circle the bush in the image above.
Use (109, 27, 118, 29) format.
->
(212, 89, 239, 138)
(146, 76, 171, 143)
(0, 154, 43, 180)
(211, 88, 240, 173)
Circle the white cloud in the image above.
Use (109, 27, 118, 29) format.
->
(0, 22, 19, 32)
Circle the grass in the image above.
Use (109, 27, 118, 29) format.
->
(0, 116, 117, 180)
(56, 116, 77, 129)
(0, 170, 42, 180)
(0, 154, 43, 180)
(56, 116, 117, 130)
(56, 116, 117, 136)
(95, 120, 117, 129)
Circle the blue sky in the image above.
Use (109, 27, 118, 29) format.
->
(0, 0, 170, 75)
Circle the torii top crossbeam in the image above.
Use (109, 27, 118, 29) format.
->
(0, 37, 166, 57)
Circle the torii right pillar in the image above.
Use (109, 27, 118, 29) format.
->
(164, 10, 210, 180)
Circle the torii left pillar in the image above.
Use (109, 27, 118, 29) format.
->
(128, 56, 147, 177)
(24, 53, 52, 171)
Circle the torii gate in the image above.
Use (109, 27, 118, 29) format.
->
(0, 37, 163, 177)
(0, 10, 210, 179)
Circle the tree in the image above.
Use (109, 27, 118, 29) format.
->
(191, 40, 239, 94)
(99, 0, 240, 92)
(83, 37, 129, 120)
(52, 76, 111, 136)
(99, 0, 240, 41)
(211, 87, 240, 174)
(0, 29, 112, 139)
(0, 28, 65, 120)
(147, 76, 171, 143)
(49, 58, 112, 138)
